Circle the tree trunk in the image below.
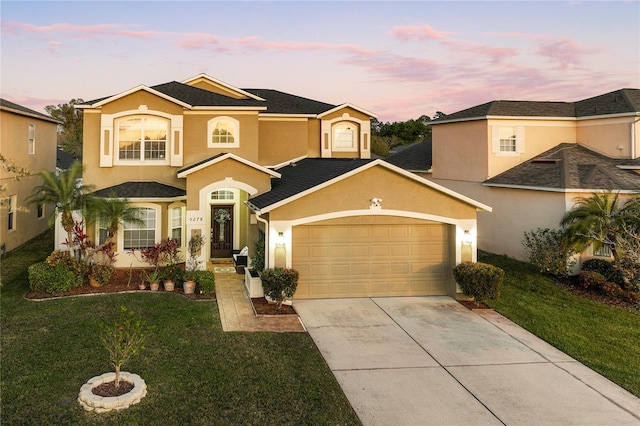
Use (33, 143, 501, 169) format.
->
(114, 365, 121, 389)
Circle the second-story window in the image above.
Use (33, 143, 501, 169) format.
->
(208, 117, 239, 148)
(499, 126, 516, 152)
(117, 116, 168, 162)
(333, 122, 358, 151)
(28, 124, 35, 155)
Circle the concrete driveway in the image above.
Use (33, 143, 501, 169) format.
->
(295, 297, 640, 426)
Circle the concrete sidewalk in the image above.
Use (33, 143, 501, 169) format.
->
(295, 297, 640, 426)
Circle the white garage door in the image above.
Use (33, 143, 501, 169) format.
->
(292, 223, 450, 299)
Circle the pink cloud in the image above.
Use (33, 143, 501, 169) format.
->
(390, 24, 453, 41)
(535, 37, 598, 70)
(48, 40, 62, 56)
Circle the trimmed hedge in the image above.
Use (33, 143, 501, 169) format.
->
(28, 262, 83, 294)
(260, 268, 299, 310)
(191, 270, 215, 295)
(452, 262, 504, 305)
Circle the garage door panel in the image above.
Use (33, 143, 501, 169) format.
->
(293, 223, 450, 298)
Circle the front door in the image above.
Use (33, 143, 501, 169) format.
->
(211, 205, 233, 258)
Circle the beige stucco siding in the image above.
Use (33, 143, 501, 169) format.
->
(321, 107, 371, 122)
(269, 166, 478, 222)
(257, 119, 309, 165)
(99, 92, 185, 116)
(432, 121, 489, 182)
(183, 158, 272, 210)
(186, 79, 248, 99)
(425, 177, 568, 260)
(0, 110, 57, 251)
(182, 112, 260, 164)
(577, 118, 636, 159)
(486, 119, 575, 179)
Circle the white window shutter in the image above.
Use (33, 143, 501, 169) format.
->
(491, 126, 500, 153)
(516, 126, 525, 153)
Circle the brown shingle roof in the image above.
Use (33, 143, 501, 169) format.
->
(434, 89, 640, 123)
(484, 143, 640, 191)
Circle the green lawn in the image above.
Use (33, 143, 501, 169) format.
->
(480, 251, 640, 397)
(1, 230, 360, 425)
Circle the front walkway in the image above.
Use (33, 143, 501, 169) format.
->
(211, 262, 305, 332)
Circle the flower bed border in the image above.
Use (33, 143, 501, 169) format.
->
(78, 371, 146, 413)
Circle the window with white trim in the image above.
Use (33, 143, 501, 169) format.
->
(211, 190, 234, 200)
(117, 116, 168, 162)
(7, 195, 16, 231)
(28, 124, 35, 155)
(593, 245, 612, 257)
(333, 122, 357, 150)
(492, 125, 524, 154)
(499, 126, 516, 152)
(170, 206, 183, 245)
(123, 207, 156, 249)
(97, 220, 108, 245)
(207, 117, 239, 148)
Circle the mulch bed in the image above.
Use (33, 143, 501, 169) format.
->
(556, 276, 639, 311)
(25, 269, 215, 301)
(92, 380, 134, 397)
(251, 297, 297, 315)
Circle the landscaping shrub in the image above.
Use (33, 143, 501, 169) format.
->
(452, 262, 504, 306)
(46, 249, 85, 276)
(252, 230, 265, 273)
(576, 271, 607, 291)
(582, 259, 626, 288)
(192, 270, 215, 295)
(522, 228, 575, 277)
(28, 261, 83, 294)
(163, 263, 185, 283)
(260, 267, 299, 311)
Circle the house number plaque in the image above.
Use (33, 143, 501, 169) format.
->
(186, 211, 205, 224)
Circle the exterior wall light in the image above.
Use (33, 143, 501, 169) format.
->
(462, 230, 473, 245)
(276, 232, 285, 247)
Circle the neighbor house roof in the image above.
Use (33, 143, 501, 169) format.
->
(484, 143, 640, 192)
(56, 148, 77, 171)
(0, 98, 61, 124)
(385, 140, 433, 172)
(94, 182, 186, 199)
(433, 89, 640, 124)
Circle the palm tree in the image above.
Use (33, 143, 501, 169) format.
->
(88, 194, 144, 253)
(28, 160, 93, 257)
(561, 192, 640, 261)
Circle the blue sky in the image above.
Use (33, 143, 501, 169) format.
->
(2, 1, 638, 122)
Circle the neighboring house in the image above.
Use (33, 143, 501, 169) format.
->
(75, 74, 490, 299)
(389, 89, 640, 262)
(0, 99, 59, 253)
(56, 147, 77, 172)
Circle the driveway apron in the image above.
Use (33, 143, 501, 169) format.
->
(294, 296, 640, 426)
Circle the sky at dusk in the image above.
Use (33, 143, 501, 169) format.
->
(1, 1, 638, 123)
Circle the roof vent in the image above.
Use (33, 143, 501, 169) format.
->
(531, 158, 561, 164)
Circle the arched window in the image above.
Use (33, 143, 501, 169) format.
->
(117, 116, 169, 162)
(333, 122, 358, 151)
(208, 117, 239, 148)
(211, 190, 235, 200)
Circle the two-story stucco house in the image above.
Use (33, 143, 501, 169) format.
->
(390, 89, 640, 263)
(76, 74, 490, 299)
(0, 99, 59, 253)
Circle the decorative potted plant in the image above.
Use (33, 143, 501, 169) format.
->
(184, 234, 205, 294)
(147, 270, 161, 291)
